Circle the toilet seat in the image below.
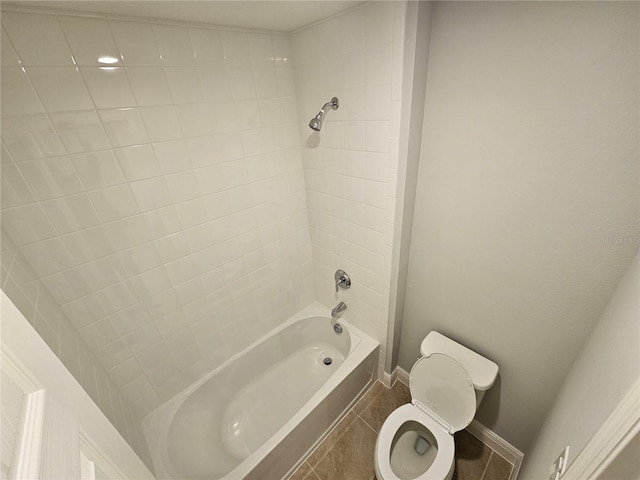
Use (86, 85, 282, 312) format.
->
(375, 404, 454, 480)
(410, 353, 476, 433)
(375, 354, 477, 480)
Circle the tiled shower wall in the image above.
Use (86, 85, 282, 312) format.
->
(1, 233, 150, 462)
(1, 7, 315, 422)
(292, 2, 405, 363)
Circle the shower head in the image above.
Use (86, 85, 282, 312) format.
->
(308, 97, 339, 131)
(309, 114, 323, 132)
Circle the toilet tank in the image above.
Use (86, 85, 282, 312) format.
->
(420, 331, 499, 398)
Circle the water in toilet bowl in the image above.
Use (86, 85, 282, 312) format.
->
(390, 421, 438, 479)
(414, 435, 431, 455)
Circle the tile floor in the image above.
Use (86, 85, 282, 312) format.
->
(288, 381, 515, 480)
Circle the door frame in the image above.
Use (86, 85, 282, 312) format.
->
(1, 291, 154, 479)
(564, 378, 640, 480)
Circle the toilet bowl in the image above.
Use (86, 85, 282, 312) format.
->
(375, 404, 455, 480)
(374, 332, 498, 480)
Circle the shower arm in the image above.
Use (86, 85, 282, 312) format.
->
(321, 98, 339, 113)
(314, 98, 340, 120)
(308, 97, 339, 131)
(322, 97, 339, 113)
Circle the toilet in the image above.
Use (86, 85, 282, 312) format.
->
(375, 332, 499, 480)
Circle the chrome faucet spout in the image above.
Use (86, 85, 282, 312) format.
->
(331, 301, 347, 318)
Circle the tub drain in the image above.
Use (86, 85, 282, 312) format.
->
(323, 357, 333, 366)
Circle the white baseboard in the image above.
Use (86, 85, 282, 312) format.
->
(396, 366, 410, 386)
(392, 367, 524, 479)
(382, 368, 398, 388)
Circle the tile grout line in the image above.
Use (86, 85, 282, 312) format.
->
(294, 384, 384, 479)
(303, 383, 508, 480)
(491, 448, 517, 468)
(353, 409, 380, 435)
(302, 411, 360, 472)
(288, 384, 381, 480)
(479, 450, 494, 480)
(307, 460, 322, 480)
(297, 381, 513, 480)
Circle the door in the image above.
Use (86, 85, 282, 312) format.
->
(1, 292, 155, 480)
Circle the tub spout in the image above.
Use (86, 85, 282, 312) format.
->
(331, 301, 347, 317)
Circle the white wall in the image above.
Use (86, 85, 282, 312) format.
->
(291, 1, 406, 369)
(595, 431, 640, 480)
(387, 0, 435, 372)
(520, 252, 639, 479)
(399, 1, 639, 451)
(1, 7, 314, 419)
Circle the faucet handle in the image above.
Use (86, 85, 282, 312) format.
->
(334, 269, 351, 293)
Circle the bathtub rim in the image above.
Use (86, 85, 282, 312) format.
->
(225, 309, 378, 480)
(148, 302, 364, 412)
(142, 301, 379, 479)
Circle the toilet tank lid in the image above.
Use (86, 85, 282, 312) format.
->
(420, 332, 499, 391)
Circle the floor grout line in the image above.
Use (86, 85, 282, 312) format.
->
(307, 461, 322, 480)
(292, 382, 508, 480)
(302, 411, 358, 470)
(492, 447, 516, 466)
(354, 409, 379, 435)
(479, 450, 493, 480)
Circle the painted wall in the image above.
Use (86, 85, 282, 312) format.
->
(387, 0, 435, 373)
(594, 431, 640, 480)
(398, 1, 639, 451)
(519, 252, 639, 478)
(1, 8, 315, 420)
(291, 1, 406, 368)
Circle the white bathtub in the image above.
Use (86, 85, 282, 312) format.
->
(143, 304, 379, 480)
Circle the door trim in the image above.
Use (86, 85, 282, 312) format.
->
(564, 378, 640, 480)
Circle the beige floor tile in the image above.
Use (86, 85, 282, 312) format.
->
(288, 461, 321, 480)
(311, 416, 377, 480)
(482, 452, 513, 480)
(297, 381, 504, 480)
(353, 382, 386, 414)
(307, 411, 359, 468)
(354, 381, 410, 433)
(452, 430, 492, 480)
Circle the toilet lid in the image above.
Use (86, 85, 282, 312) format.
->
(409, 353, 476, 433)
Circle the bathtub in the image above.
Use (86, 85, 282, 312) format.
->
(142, 303, 379, 480)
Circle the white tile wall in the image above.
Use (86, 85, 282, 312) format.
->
(1, 3, 408, 469)
(1, 7, 314, 428)
(292, 1, 406, 364)
(0, 229, 150, 466)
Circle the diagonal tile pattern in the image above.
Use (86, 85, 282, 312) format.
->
(353, 380, 411, 432)
(289, 381, 514, 480)
(310, 412, 378, 480)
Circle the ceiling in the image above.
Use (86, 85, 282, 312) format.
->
(4, 0, 367, 32)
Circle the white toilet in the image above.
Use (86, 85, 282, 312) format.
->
(374, 332, 499, 480)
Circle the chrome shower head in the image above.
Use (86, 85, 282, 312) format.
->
(309, 113, 323, 131)
(308, 97, 339, 131)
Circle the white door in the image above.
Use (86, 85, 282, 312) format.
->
(1, 292, 155, 480)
